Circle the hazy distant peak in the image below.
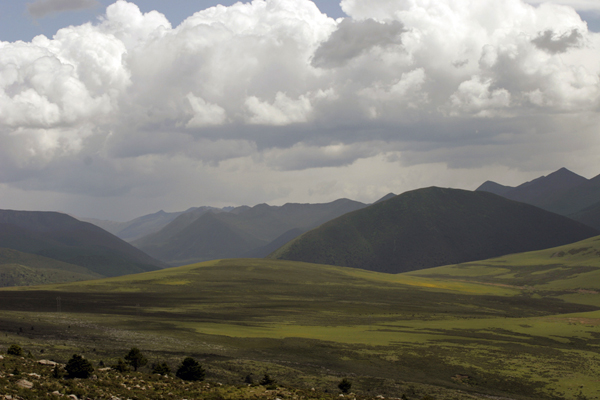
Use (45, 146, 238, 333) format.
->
(374, 193, 396, 203)
(475, 181, 514, 196)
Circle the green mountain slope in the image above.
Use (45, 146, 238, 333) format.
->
(0, 248, 100, 287)
(269, 187, 599, 273)
(0, 209, 166, 277)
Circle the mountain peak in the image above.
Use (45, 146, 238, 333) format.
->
(475, 181, 514, 196)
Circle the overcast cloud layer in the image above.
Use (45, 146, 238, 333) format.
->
(1, 0, 600, 220)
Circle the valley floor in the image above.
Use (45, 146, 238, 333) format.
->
(2, 238, 600, 400)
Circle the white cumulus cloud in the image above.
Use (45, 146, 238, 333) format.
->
(1, 0, 600, 218)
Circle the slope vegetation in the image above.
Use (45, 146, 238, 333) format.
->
(269, 187, 599, 273)
(0, 209, 165, 278)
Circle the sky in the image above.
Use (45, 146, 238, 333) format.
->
(1, 0, 600, 221)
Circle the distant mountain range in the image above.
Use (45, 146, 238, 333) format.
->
(0, 209, 166, 284)
(133, 199, 367, 265)
(269, 187, 599, 274)
(79, 207, 222, 242)
(476, 167, 600, 230)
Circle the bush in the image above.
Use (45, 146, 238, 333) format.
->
(112, 358, 129, 373)
(65, 354, 94, 379)
(259, 373, 276, 387)
(7, 344, 23, 356)
(176, 357, 205, 381)
(52, 364, 64, 379)
(152, 362, 171, 375)
(338, 378, 352, 393)
(125, 347, 147, 371)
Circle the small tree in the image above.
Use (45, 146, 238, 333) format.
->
(7, 344, 23, 356)
(65, 354, 94, 379)
(176, 357, 205, 381)
(338, 378, 352, 394)
(152, 362, 171, 375)
(124, 347, 147, 371)
(112, 358, 129, 373)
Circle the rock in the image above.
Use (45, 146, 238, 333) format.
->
(27, 373, 41, 378)
(39, 359, 58, 366)
(52, 391, 63, 396)
(68, 395, 78, 400)
(16, 379, 33, 389)
(0, 355, 3, 360)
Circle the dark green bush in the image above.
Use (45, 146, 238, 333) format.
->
(7, 344, 23, 356)
(176, 357, 205, 381)
(338, 378, 352, 393)
(124, 347, 147, 371)
(260, 373, 276, 387)
(65, 354, 94, 379)
(152, 362, 171, 375)
(112, 358, 129, 373)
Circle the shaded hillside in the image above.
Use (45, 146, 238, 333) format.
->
(476, 168, 600, 226)
(502, 167, 587, 207)
(476, 181, 514, 196)
(269, 187, 599, 274)
(0, 248, 100, 287)
(0, 209, 166, 277)
(80, 207, 218, 242)
(571, 200, 600, 231)
(134, 199, 366, 265)
(138, 212, 266, 266)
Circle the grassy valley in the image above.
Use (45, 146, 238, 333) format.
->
(3, 236, 600, 399)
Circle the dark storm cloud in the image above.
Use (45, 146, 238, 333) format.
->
(532, 29, 583, 53)
(312, 18, 406, 68)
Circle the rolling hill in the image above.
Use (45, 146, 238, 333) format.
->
(0, 248, 100, 287)
(4, 235, 600, 399)
(0, 209, 166, 278)
(269, 187, 599, 273)
(134, 198, 366, 265)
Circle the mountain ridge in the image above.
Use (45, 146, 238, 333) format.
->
(270, 187, 600, 274)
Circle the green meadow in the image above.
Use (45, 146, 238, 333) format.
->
(2, 237, 600, 399)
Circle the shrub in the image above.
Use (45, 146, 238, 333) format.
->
(52, 364, 64, 379)
(260, 373, 276, 387)
(152, 362, 171, 375)
(125, 347, 148, 371)
(338, 378, 352, 393)
(244, 374, 254, 384)
(112, 358, 129, 373)
(7, 344, 23, 356)
(65, 354, 94, 379)
(176, 357, 205, 381)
